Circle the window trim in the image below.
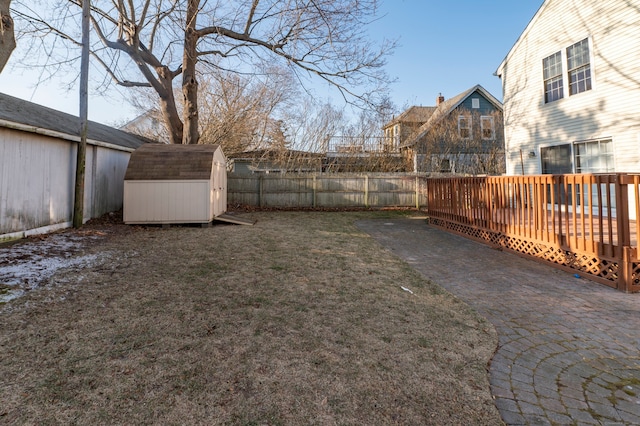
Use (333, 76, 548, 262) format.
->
(458, 115, 471, 139)
(480, 116, 495, 140)
(539, 138, 615, 174)
(566, 38, 592, 96)
(543, 51, 564, 103)
(574, 138, 614, 173)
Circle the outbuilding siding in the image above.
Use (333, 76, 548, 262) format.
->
(0, 93, 149, 240)
(0, 129, 138, 239)
(497, 0, 640, 175)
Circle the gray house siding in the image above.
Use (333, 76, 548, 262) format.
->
(457, 92, 498, 115)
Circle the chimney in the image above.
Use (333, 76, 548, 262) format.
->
(436, 93, 445, 106)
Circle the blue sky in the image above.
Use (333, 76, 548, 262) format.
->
(0, 0, 543, 126)
(371, 0, 543, 109)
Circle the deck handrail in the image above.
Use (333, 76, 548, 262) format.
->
(426, 174, 639, 292)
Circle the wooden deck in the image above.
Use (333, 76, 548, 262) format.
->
(425, 174, 640, 292)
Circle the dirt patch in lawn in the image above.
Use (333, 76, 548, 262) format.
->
(0, 211, 501, 425)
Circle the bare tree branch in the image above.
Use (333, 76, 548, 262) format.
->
(11, 0, 394, 145)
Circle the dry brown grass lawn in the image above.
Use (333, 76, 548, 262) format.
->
(0, 211, 502, 425)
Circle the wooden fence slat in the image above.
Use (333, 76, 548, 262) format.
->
(228, 173, 428, 209)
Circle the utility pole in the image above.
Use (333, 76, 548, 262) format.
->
(73, 0, 90, 228)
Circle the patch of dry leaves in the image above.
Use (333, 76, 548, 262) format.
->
(0, 211, 501, 425)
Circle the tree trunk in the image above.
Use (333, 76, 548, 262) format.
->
(182, 0, 199, 144)
(156, 65, 183, 144)
(0, 0, 15, 73)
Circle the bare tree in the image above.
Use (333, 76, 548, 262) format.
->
(124, 67, 296, 152)
(12, 0, 394, 144)
(283, 99, 347, 154)
(0, 0, 15, 72)
(198, 68, 296, 153)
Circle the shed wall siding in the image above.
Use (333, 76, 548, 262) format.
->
(0, 129, 74, 234)
(210, 156, 227, 217)
(0, 128, 133, 239)
(92, 146, 131, 216)
(123, 181, 211, 224)
(500, 0, 640, 175)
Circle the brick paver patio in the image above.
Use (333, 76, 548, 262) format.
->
(357, 218, 640, 425)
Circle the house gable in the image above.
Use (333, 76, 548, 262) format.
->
(403, 85, 503, 148)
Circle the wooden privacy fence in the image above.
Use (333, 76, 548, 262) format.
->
(228, 173, 428, 209)
(426, 174, 640, 292)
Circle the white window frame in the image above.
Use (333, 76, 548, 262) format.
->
(539, 139, 615, 174)
(471, 98, 480, 109)
(480, 116, 495, 140)
(543, 51, 564, 103)
(458, 115, 471, 139)
(574, 138, 614, 173)
(566, 38, 592, 96)
(394, 125, 400, 147)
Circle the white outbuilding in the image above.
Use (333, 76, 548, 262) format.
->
(123, 144, 228, 224)
(0, 92, 149, 241)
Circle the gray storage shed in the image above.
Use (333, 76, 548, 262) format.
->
(123, 144, 227, 224)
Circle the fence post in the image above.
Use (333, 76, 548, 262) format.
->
(415, 176, 420, 210)
(364, 175, 369, 208)
(313, 175, 317, 208)
(259, 174, 264, 208)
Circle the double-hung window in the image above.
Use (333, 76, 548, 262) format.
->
(458, 116, 471, 139)
(567, 38, 592, 95)
(480, 116, 495, 140)
(543, 39, 593, 103)
(543, 51, 564, 103)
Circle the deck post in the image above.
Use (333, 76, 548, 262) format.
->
(615, 174, 631, 291)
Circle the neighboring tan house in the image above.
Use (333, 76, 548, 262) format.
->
(495, 0, 640, 175)
(382, 105, 437, 152)
(121, 111, 169, 143)
(399, 85, 504, 174)
(0, 93, 150, 240)
(228, 149, 324, 174)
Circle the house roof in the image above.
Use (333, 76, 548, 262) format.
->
(383, 106, 437, 129)
(401, 85, 503, 149)
(495, 0, 549, 77)
(124, 143, 224, 181)
(227, 148, 325, 160)
(0, 92, 152, 151)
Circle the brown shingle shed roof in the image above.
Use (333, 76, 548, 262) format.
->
(124, 143, 224, 181)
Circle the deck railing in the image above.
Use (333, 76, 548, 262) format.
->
(426, 174, 640, 292)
